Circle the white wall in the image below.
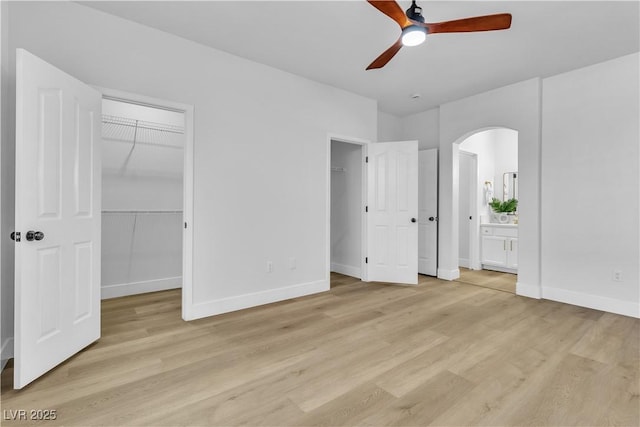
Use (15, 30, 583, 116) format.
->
(330, 141, 362, 278)
(541, 53, 639, 317)
(6, 1, 377, 325)
(0, 0, 14, 366)
(102, 212, 183, 298)
(377, 111, 403, 142)
(438, 79, 542, 296)
(400, 108, 440, 150)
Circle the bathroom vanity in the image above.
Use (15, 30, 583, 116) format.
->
(480, 224, 518, 273)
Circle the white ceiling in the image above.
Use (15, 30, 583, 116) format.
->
(80, 1, 639, 117)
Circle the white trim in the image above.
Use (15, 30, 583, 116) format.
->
(437, 268, 460, 281)
(516, 281, 542, 299)
(1, 338, 14, 367)
(459, 150, 480, 272)
(184, 279, 328, 321)
(326, 134, 370, 285)
(542, 286, 640, 319)
(93, 86, 194, 319)
(330, 263, 361, 279)
(101, 277, 182, 299)
(483, 265, 517, 274)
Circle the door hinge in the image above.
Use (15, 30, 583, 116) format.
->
(365, 206, 368, 212)
(11, 231, 20, 242)
(184, 222, 187, 229)
(365, 156, 368, 163)
(365, 257, 368, 264)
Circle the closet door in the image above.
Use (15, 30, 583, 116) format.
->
(14, 49, 101, 388)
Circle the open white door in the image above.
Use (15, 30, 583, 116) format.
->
(14, 49, 101, 389)
(418, 149, 438, 276)
(367, 141, 418, 284)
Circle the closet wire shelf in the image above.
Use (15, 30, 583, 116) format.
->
(102, 114, 185, 149)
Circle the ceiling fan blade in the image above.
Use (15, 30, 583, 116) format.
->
(423, 13, 512, 34)
(366, 38, 403, 70)
(367, 0, 411, 29)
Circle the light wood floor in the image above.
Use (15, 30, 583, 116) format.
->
(456, 268, 517, 294)
(2, 273, 638, 426)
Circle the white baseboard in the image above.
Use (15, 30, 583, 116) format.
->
(437, 268, 460, 281)
(458, 258, 470, 269)
(101, 277, 182, 299)
(542, 286, 640, 319)
(1, 337, 14, 369)
(184, 279, 329, 321)
(516, 281, 542, 299)
(482, 265, 518, 274)
(330, 263, 361, 279)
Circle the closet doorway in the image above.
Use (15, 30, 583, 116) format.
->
(99, 89, 193, 311)
(329, 138, 367, 284)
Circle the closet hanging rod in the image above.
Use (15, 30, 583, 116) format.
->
(102, 210, 183, 214)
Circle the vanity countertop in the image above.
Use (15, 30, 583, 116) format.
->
(480, 223, 518, 228)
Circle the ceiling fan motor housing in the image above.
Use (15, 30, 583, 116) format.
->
(406, 1, 425, 23)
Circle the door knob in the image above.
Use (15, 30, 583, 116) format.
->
(411, 218, 417, 223)
(428, 216, 436, 222)
(26, 231, 44, 241)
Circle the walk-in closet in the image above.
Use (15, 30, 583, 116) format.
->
(101, 98, 185, 299)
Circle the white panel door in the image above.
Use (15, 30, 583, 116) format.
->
(14, 49, 101, 389)
(367, 141, 418, 284)
(418, 149, 438, 276)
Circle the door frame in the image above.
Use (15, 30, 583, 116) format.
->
(326, 134, 370, 283)
(418, 148, 439, 276)
(468, 153, 480, 269)
(94, 87, 194, 321)
(458, 150, 480, 270)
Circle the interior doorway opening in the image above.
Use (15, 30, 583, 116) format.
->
(100, 97, 186, 300)
(455, 128, 518, 293)
(329, 139, 366, 286)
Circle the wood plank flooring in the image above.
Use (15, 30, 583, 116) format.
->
(1, 273, 638, 426)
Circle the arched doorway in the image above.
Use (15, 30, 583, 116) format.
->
(456, 128, 518, 292)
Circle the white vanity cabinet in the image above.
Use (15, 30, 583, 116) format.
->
(481, 224, 518, 273)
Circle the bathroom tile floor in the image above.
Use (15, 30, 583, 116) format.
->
(456, 267, 517, 294)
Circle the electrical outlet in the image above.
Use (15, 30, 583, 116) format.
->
(289, 257, 296, 270)
(266, 261, 273, 273)
(613, 270, 623, 282)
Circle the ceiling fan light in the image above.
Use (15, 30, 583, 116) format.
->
(401, 26, 427, 47)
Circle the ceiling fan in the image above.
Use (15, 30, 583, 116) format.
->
(366, 0, 512, 70)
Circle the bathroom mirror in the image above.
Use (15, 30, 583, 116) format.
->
(503, 172, 518, 200)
